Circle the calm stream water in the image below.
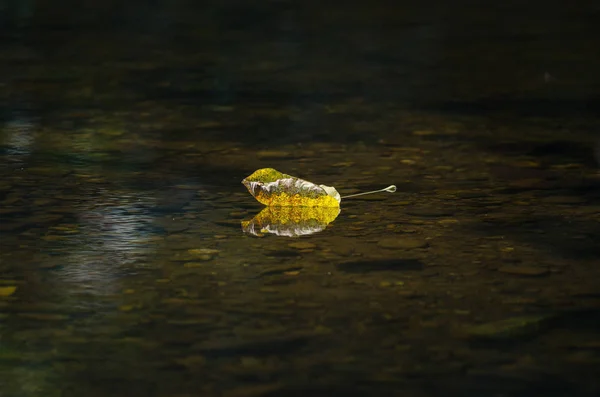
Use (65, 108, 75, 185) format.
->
(1, 1, 600, 396)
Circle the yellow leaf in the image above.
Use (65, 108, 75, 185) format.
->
(0, 286, 17, 297)
(241, 206, 340, 237)
(242, 168, 340, 207)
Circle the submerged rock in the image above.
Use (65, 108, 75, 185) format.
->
(337, 258, 424, 273)
(377, 237, 429, 250)
(465, 314, 553, 341)
(188, 248, 220, 256)
(287, 241, 316, 250)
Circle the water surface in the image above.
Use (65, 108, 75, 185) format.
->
(1, 1, 600, 396)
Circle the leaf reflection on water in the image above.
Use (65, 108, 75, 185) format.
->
(241, 206, 340, 237)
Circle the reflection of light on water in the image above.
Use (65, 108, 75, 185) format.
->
(59, 193, 160, 296)
(2, 108, 36, 164)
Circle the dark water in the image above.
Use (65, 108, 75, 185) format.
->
(1, 1, 600, 396)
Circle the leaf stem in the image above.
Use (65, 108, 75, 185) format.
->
(341, 185, 396, 199)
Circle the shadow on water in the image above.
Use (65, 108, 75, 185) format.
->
(469, 214, 600, 260)
(420, 96, 600, 119)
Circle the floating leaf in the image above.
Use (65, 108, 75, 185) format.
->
(241, 168, 396, 237)
(241, 206, 340, 237)
(242, 168, 341, 207)
(242, 168, 396, 208)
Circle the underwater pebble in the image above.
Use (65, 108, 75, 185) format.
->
(260, 265, 303, 277)
(498, 266, 549, 277)
(184, 261, 209, 267)
(405, 207, 454, 217)
(188, 248, 220, 256)
(412, 129, 436, 136)
(17, 313, 69, 321)
(287, 241, 316, 250)
(257, 150, 291, 160)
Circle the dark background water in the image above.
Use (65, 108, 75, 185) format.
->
(1, 1, 600, 397)
(3, 0, 599, 121)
